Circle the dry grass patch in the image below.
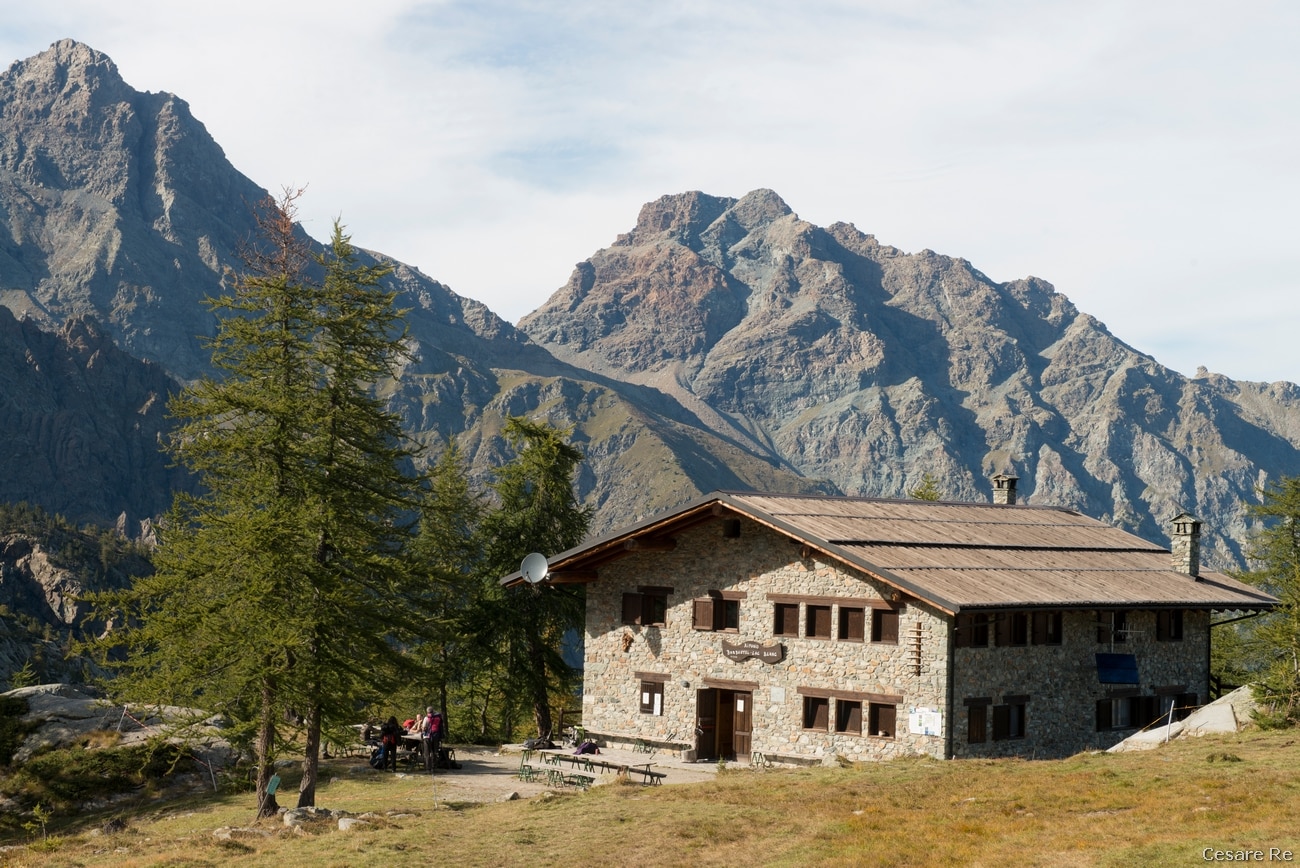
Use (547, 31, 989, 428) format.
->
(2, 731, 1299, 866)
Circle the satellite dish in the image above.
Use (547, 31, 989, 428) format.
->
(520, 552, 550, 584)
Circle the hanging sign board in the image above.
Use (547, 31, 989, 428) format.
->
(722, 639, 784, 664)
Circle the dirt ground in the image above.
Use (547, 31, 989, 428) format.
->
(334, 743, 722, 803)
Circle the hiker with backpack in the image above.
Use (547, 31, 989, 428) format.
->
(422, 707, 444, 771)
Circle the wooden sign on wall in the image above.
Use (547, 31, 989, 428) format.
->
(722, 639, 784, 664)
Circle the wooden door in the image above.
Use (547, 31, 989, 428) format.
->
(732, 691, 753, 761)
(695, 689, 718, 760)
(717, 692, 736, 760)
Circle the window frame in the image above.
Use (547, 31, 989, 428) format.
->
(967, 702, 988, 744)
(1156, 610, 1184, 642)
(803, 696, 829, 731)
(838, 606, 866, 642)
(871, 607, 899, 644)
(835, 699, 863, 735)
(621, 586, 672, 627)
(992, 702, 1026, 740)
(1031, 611, 1063, 646)
(1098, 610, 1128, 644)
(806, 604, 832, 640)
(773, 602, 800, 637)
(867, 702, 897, 739)
(639, 679, 664, 716)
(692, 590, 744, 633)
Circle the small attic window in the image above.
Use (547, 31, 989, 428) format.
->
(722, 519, 741, 538)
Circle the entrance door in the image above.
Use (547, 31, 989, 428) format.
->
(732, 691, 752, 760)
(695, 689, 718, 760)
(696, 688, 755, 762)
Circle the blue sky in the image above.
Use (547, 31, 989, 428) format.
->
(3, 1, 1298, 383)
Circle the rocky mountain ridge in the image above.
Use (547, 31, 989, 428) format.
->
(1, 39, 1298, 575)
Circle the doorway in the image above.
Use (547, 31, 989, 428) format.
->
(695, 688, 753, 762)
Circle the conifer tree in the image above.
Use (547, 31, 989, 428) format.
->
(477, 417, 591, 740)
(1238, 476, 1300, 726)
(91, 193, 426, 814)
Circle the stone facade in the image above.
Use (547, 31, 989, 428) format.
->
(582, 515, 951, 764)
(582, 514, 1214, 764)
(951, 609, 1209, 758)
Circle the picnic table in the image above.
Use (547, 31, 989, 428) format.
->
(534, 749, 665, 785)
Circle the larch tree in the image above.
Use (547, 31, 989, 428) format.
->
(91, 193, 427, 815)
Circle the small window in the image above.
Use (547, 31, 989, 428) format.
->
(694, 593, 740, 632)
(968, 704, 987, 744)
(639, 680, 664, 716)
(807, 605, 832, 640)
(868, 703, 896, 738)
(1031, 612, 1062, 646)
(774, 603, 800, 637)
(1010, 612, 1028, 646)
(835, 699, 863, 734)
(622, 589, 669, 627)
(1098, 610, 1128, 644)
(957, 613, 989, 648)
(803, 696, 829, 730)
(992, 703, 1026, 740)
(872, 608, 899, 644)
(838, 607, 865, 642)
(1156, 610, 1183, 642)
(1095, 696, 1159, 731)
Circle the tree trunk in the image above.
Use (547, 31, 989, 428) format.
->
(527, 632, 553, 739)
(255, 677, 279, 819)
(297, 702, 321, 808)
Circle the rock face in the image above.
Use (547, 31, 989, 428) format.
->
(2, 41, 1300, 569)
(0, 41, 826, 537)
(0, 305, 187, 526)
(521, 190, 1300, 566)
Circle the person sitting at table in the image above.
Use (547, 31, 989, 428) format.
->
(380, 716, 402, 772)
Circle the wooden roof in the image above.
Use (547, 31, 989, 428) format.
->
(504, 491, 1277, 615)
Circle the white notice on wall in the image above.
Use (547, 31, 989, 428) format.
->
(653, 693, 662, 715)
(736, 697, 745, 713)
(908, 706, 943, 737)
(642, 691, 651, 706)
(770, 686, 786, 703)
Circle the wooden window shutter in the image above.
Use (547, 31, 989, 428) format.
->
(873, 704, 896, 738)
(968, 704, 986, 743)
(693, 598, 714, 631)
(1031, 612, 1046, 645)
(622, 593, 643, 625)
(993, 614, 1009, 647)
(775, 603, 799, 636)
(873, 608, 899, 644)
(955, 614, 970, 648)
(1095, 700, 1112, 732)
(992, 704, 1010, 740)
(840, 607, 865, 641)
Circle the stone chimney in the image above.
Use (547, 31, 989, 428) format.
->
(1170, 512, 1201, 579)
(991, 473, 1018, 505)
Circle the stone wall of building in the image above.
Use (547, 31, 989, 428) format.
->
(581, 515, 952, 764)
(951, 609, 1209, 758)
